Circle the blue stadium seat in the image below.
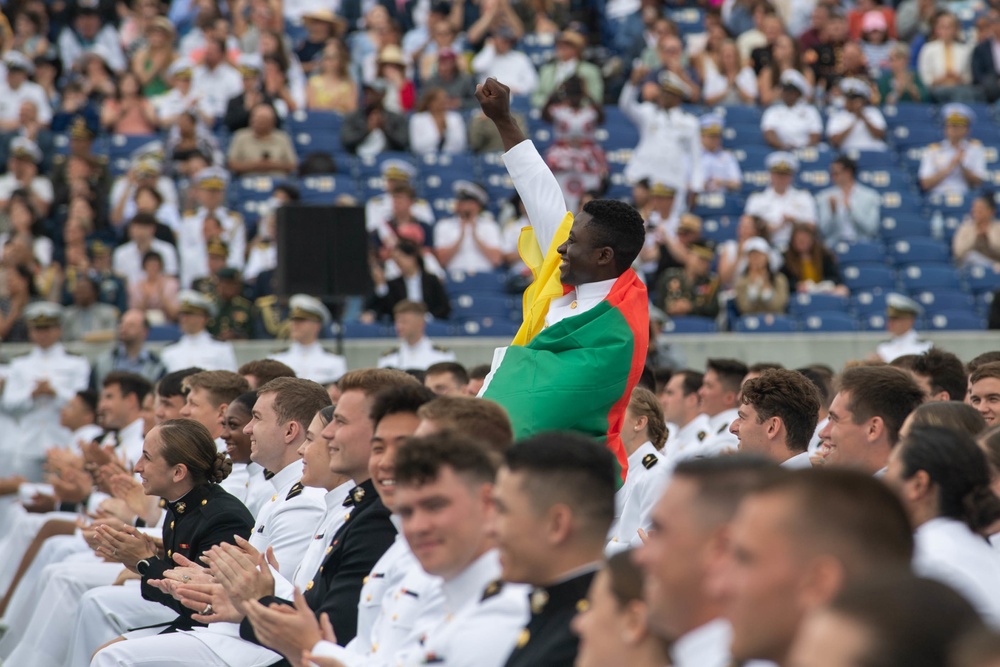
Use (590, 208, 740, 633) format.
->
(355, 152, 417, 178)
(450, 294, 518, 323)
(898, 264, 962, 291)
(833, 241, 885, 265)
(881, 103, 935, 126)
(718, 106, 762, 125)
(925, 192, 970, 217)
(887, 238, 951, 265)
(879, 191, 924, 215)
(338, 322, 395, 338)
(860, 313, 888, 331)
(293, 131, 341, 156)
(287, 109, 344, 134)
(842, 265, 896, 291)
(856, 167, 909, 191)
(924, 310, 986, 331)
(298, 175, 358, 203)
(964, 265, 1000, 293)
(879, 213, 933, 240)
(734, 145, 772, 168)
(734, 315, 798, 333)
(843, 150, 897, 169)
(147, 324, 180, 342)
(457, 320, 521, 336)
(911, 288, 976, 314)
(700, 216, 739, 244)
(799, 311, 859, 332)
(692, 192, 744, 218)
(788, 293, 850, 316)
(425, 321, 459, 337)
(662, 316, 718, 333)
(445, 270, 507, 294)
(850, 290, 888, 317)
(888, 124, 939, 149)
(977, 291, 995, 318)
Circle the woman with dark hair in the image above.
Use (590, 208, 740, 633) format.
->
(781, 223, 848, 296)
(100, 71, 158, 135)
(93, 418, 255, 633)
(0, 190, 52, 267)
(0, 262, 39, 342)
(128, 250, 180, 322)
(362, 239, 451, 321)
(885, 425, 1000, 625)
(572, 550, 671, 667)
(758, 34, 815, 106)
(409, 87, 468, 156)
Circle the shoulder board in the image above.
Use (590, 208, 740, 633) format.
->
(431, 345, 451, 353)
(641, 453, 659, 470)
(271, 347, 290, 355)
(183, 210, 197, 217)
(233, 296, 251, 306)
(255, 295, 278, 307)
(380, 347, 400, 356)
(53, 155, 66, 164)
(481, 579, 504, 602)
(95, 155, 109, 164)
(970, 139, 982, 145)
(929, 142, 940, 149)
(286, 481, 305, 500)
(230, 211, 243, 220)
(403, 588, 419, 598)
(416, 198, 429, 205)
(697, 431, 707, 441)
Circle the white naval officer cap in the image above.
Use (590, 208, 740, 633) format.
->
(453, 180, 489, 207)
(194, 166, 230, 191)
(840, 77, 871, 101)
(179, 290, 218, 318)
(942, 103, 975, 127)
(24, 301, 63, 328)
(765, 151, 799, 174)
(742, 236, 771, 256)
(4, 51, 34, 75)
(658, 70, 692, 100)
(289, 294, 332, 327)
(9, 136, 42, 164)
(779, 69, 810, 96)
(167, 58, 194, 79)
(886, 292, 923, 318)
(699, 113, 725, 135)
(382, 159, 417, 183)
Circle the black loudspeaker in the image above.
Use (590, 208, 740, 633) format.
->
(275, 204, 372, 299)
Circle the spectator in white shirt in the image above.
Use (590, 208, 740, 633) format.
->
(0, 52, 52, 129)
(918, 11, 977, 103)
(0, 137, 53, 217)
(57, 1, 127, 73)
(816, 155, 881, 244)
(744, 152, 818, 249)
(471, 27, 539, 97)
(191, 37, 243, 122)
(434, 180, 504, 274)
(112, 212, 180, 285)
(760, 69, 823, 150)
(826, 78, 888, 152)
(409, 87, 468, 155)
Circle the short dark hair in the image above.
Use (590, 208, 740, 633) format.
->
(504, 432, 617, 540)
(907, 401, 986, 437)
(256, 377, 331, 429)
(230, 391, 258, 414)
(395, 431, 499, 487)
(837, 366, 924, 446)
(977, 192, 998, 212)
(156, 367, 203, 398)
(909, 348, 967, 401)
(103, 371, 152, 405)
(828, 574, 984, 667)
(141, 250, 164, 268)
(581, 199, 646, 274)
(76, 389, 99, 415)
(706, 358, 750, 394)
(469, 364, 492, 381)
(899, 425, 1000, 532)
(370, 384, 436, 426)
(185, 371, 251, 407)
(239, 359, 296, 387)
(129, 212, 158, 227)
(425, 361, 469, 386)
(675, 369, 704, 396)
(796, 366, 833, 408)
(740, 369, 820, 453)
(832, 155, 857, 176)
(967, 351, 1000, 375)
(417, 397, 514, 454)
(970, 361, 1000, 386)
(673, 455, 780, 526)
(752, 468, 914, 576)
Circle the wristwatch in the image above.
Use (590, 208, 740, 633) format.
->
(136, 559, 151, 576)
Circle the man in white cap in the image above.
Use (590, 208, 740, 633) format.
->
(0, 136, 53, 216)
(875, 293, 933, 362)
(0, 302, 91, 479)
(760, 70, 823, 149)
(160, 290, 239, 372)
(826, 78, 888, 151)
(620, 68, 703, 202)
(108, 155, 180, 230)
(155, 60, 215, 127)
(918, 103, 987, 196)
(179, 166, 246, 287)
(744, 152, 817, 249)
(816, 155, 881, 244)
(0, 52, 52, 130)
(699, 115, 742, 193)
(433, 180, 504, 274)
(364, 159, 435, 241)
(269, 295, 348, 384)
(378, 300, 456, 370)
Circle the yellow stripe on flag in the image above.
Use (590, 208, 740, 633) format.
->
(511, 212, 574, 346)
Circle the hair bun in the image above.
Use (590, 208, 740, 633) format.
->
(209, 452, 233, 484)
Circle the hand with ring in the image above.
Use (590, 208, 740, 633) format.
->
(202, 603, 214, 616)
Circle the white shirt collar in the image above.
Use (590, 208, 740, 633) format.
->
(626, 441, 658, 470)
(780, 451, 813, 469)
(441, 549, 502, 613)
(269, 458, 305, 493)
(575, 276, 618, 301)
(326, 480, 354, 512)
(671, 618, 732, 667)
(119, 418, 145, 444)
(182, 330, 213, 344)
(290, 340, 322, 354)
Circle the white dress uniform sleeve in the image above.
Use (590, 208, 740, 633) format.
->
(825, 110, 852, 139)
(54, 356, 91, 403)
(502, 139, 569, 259)
(804, 106, 824, 135)
(687, 116, 705, 193)
(964, 142, 988, 180)
(218, 342, 239, 372)
(1, 361, 33, 412)
(918, 146, 937, 180)
(759, 105, 780, 132)
(795, 190, 818, 224)
(259, 489, 327, 576)
(617, 81, 655, 129)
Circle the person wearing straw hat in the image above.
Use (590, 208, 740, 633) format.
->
(699, 114, 742, 193)
(532, 28, 604, 108)
(918, 102, 987, 196)
(0, 137, 53, 216)
(875, 293, 932, 362)
(297, 9, 346, 74)
(269, 294, 347, 384)
(620, 68, 703, 203)
(160, 290, 239, 371)
(826, 77, 887, 151)
(1, 302, 91, 479)
(744, 151, 817, 250)
(376, 44, 416, 113)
